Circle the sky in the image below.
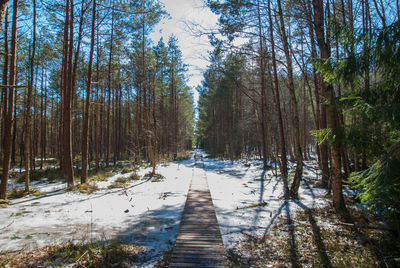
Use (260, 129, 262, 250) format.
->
(149, 0, 219, 108)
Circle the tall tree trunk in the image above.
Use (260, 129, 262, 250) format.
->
(11, 81, 16, 165)
(142, 21, 150, 162)
(306, 0, 329, 187)
(1, 7, 9, 157)
(267, 0, 289, 197)
(72, 0, 86, 93)
(60, 0, 70, 175)
(0, 0, 18, 199)
(256, 0, 268, 169)
(95, 21, 100, 170)
(62, 0, 74, 186)
(170, 66, 175, 157)
(313, 0, 347, 215)
(303, 74, 308, 160)
(151, 74, 157, 174)
(24, 0, 36, 193)
(32, 66, 39, 173)
(41, 64, 47, 169)
(112, 74, 117, 163)
(106, 4, 114, 167)
(81, 0, 96, 184)
(277, 0, 303, 199)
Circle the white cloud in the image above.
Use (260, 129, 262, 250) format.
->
(149, 0, 219, 107)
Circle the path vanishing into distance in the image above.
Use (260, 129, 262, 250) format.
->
(169, 153, 229, 267)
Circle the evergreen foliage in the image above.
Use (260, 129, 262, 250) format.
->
(350, 143, 400, 234)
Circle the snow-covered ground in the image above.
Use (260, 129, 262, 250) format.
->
(1, 150, 337, 266)
(0, 158, 195, 266)
(203, 155, 330, 251)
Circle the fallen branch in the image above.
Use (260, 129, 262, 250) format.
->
(236, 201, 268, 210)
(75, 249, 89, 264)
(0, 220, 14, 230)
(291, 218, 393, 231)
(334, 222, 393, 231)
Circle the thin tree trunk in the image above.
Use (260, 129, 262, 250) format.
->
(60, 0, 70, 175)
(256, 0, 268, 169)
(142, 21, 151, 162)
(0, 0, 18, 199)
(95, 21, 100, 170)
(81, 0, 96, 184)
(1, 7, 9, 157)
(307, 0, 329, 187)
(32, 66, 39, 173)
(267, 0, 289, 197)
(41, 64, 47, 169)
(62, 0, 74, 186)
(277, 0, 303, 199)
(11, 82, 16, 165)
(106, 4, 114, 167)
(24, 0, 36, 192)
(313, 0, 347, 215)
(151, 73, 157, 174)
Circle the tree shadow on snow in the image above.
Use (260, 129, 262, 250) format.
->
(294, 200, 333, 267)
(115, 203, 185, 263)
(8, 188, 67, 206)
(201, 158, 252, 180)
(256, 199, 332, 267)
(283, 201, 301, 268)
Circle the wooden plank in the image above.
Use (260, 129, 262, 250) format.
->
(174, 242, 224, 248)
(169, 162, 229, 267)
(171, 247, 225, 254)
(171, 248, 225, 254)
(171, 255, 226, 261)
(170, 262, 226, 267)
(178, 235, 223, 239)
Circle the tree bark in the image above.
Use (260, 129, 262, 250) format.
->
(95, 19, 100, 170)
(256, 0, 268, 169)
(23, 0, 36, 192)
(1, 7, 8, 156)
(61, 0, 74, 186)
(151, 73, 157, 174)
(106, 4, 114, 167)
(267, 0, 289, 197)
(40, 64, 47, 169)
(0, 0, 9, 33)
(277, 0, 303, 199)
(312, 0, 347, 215)
(0, 0, 18, 199)
(81, 0, 96, 184)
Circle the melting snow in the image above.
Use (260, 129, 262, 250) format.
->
(1, 150, 335, 266)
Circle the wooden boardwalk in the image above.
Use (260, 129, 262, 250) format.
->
(169, 161, 228, 267)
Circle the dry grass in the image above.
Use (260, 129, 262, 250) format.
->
(108, 174, 140, 189)
(228, 205, 400, 267)
(78, 183, 99, 194)
(68, 183, 99, 194)
(0, 199, 10, 208)
(0, 241, 144, 268)
(121, 167, 134, 174)
(143, 172, 165, 182)
(7, 188, 46, 199)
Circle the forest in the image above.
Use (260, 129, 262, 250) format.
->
(0, 0, 194, 198)
(0, 0, 400, 266)
(197, 0, 400, 230)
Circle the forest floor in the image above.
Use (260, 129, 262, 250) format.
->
(0, 151, 399, 267)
